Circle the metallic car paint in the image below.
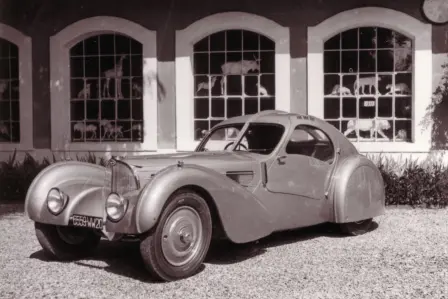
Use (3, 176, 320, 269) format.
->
(25, 161, 107, 225)
(24, 110, 386, 246)
(332, 155, 386, 223)
(134, 164, 274, 243)
(105, 190, 141, 234)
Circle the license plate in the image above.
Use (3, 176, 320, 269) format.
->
(69, 214, 103, 229)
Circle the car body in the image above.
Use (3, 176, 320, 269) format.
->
(25, 110, 386, 281)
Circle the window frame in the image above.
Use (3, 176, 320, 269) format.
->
(0, 23, 33, 151)
(175, 12, 291, 151)
(49, 16, 158, 152)
(307, 7, 432, 153)
(285, 124, 335, 164)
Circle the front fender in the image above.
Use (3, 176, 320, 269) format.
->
(134, 164, 274, 243)
(25, 161, 108, 226)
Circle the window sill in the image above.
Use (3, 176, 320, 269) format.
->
(51, 142, 157, 153)
(353, 141, 431, 153)
(0, 143, 34, 152)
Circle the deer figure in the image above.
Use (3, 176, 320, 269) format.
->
(102, 55, 127, 98)
(220, 55, 261, 95)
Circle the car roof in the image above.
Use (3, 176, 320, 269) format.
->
(215, 110, 359, 156)
(217, 110, 326, 126)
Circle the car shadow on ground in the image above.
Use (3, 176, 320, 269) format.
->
(29, 221, 378, 283)
(205, 221, 378, 265)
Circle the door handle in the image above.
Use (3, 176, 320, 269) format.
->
(277, 155, 287, 164)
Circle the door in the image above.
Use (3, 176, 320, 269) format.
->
(265, 124, 336, 201)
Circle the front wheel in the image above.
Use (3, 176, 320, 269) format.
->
(140, 190, 213, 282)
(339, 218, 373, 236)
(34, 222, 101, 260)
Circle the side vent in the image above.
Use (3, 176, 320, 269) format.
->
(226, 171, 254, 186)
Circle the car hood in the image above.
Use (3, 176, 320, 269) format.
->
(121, 151, 260, 177)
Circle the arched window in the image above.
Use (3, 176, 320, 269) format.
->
(175, 12, 290, 151)
(323, 27, 413, 142)
(0, 38, 20, 143)
(192, 30, 276, 140)
(50, 16, 157, 152)
(69, 33, 143, 143)
(307, 7, 432, 153)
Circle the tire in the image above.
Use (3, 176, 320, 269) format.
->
(34, 222, 101, 261)
(339, 218, 373, 236)
(140, 189, 213, 282)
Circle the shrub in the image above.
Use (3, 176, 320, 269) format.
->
(372, 154, 448, 208)
(0, 150, 107, 202)
(0, 150, 447, 208)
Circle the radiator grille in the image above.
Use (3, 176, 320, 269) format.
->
(107, 158, 140, 195)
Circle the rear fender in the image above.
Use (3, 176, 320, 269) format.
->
(134, 164, 274, 243)
(331, 155, 386, 223)
(25, 161, 108, 226)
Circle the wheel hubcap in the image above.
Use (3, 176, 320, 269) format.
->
(161, 206, 203, 267)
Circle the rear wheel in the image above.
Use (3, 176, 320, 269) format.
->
(140, 190, 213, 282)
(339, 218, 373, 236)
(35, 222, 101, 260)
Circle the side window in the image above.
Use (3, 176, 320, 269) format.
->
(285, 125, 335, 163)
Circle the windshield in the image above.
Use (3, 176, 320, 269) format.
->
(197, 122, 285, 155)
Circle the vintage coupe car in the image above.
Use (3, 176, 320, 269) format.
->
(25, 110, 385, 281)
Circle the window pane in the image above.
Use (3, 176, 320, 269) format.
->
(286, 125, 334, 163)
(69, 33, 144, 142)
(323, 26, 413, 142)
(192, 29, 276, 140)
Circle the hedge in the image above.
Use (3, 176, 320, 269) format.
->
(0, 150, 107, 202)
(0, 150, 447, 208)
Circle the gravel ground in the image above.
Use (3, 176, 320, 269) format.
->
(0, 206, 447, 299)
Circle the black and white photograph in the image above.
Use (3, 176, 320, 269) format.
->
(0, 0, 447, 298)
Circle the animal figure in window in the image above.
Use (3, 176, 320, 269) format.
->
(100, 119, 114, 139)
(122, 122, 143, 139)
(132, 123, 143, 138)
(329, 84, 352, 96)
(220, 55, 261, 95)
(102, 55, 127, 99)
(385, 83, 410, 95)
(353, 76, 381, 96)
(132, 82, 143, 98)
(100, 119, 124, 139)
(196, 76, 217, 94)
(108, 126, 124, 139)
(0, 121, 9, 139)
(73, 122, 97, 140)
(0, 80, 8, 100)
(77, 83, 91, 99)
(343, 118, 391, 140)
(257, 83, 268, 96)
(396, 129, 407, 140)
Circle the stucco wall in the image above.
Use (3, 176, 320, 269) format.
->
(0, 0, 447, 159)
